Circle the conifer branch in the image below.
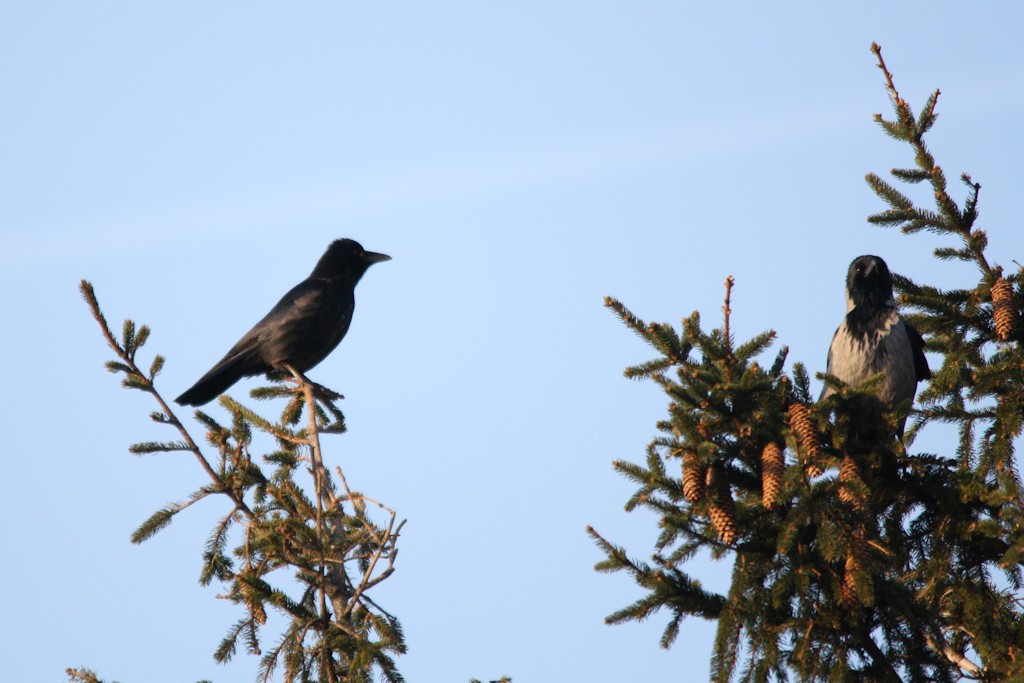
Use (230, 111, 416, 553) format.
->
(80, 280, 254, 520)
(870, 42, 902, 111)
(857, 629, 903, 683)
(869, 46, 999, 280)
(591, 45, 1024, 680)
(64, 669, 106, 683)
(79, 280, 406, 682)
(294, 377, 336, 682)
(722, 275, 734, 349)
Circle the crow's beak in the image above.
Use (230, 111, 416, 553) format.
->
(364, 251, 392, 264)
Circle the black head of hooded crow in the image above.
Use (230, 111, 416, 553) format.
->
(819, 255, 930, 436)
(175, 238, 390, 407)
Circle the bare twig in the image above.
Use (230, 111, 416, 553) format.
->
(722, 275, 734, 344)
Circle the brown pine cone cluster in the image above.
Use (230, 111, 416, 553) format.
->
(788, 402, 824, 477)
(840, 531, 872, 608)
(840, 555, 861, 609)
(237, 570, 268, 625)
(681, 450, 705, 504)
(838, 455, 864, 510)
(761, 442, 785, 509)
(992, 277, 1016, 341)
(706, 465, 737, 545)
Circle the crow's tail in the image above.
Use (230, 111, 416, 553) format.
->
(174, 354, 255, 407)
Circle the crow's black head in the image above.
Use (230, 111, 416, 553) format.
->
(311, 238, 391, 282)
(846, 255, 894, 312)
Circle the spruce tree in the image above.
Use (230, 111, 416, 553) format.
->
(72, 283, 405, 683)
(588, 43, 1024, 681)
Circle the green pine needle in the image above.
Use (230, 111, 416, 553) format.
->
(130, 505, 178, 544)
(129, 440, 191, 455)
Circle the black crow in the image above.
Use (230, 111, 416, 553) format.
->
(819, 255, 930, 435)
(175, 238, 390, 407)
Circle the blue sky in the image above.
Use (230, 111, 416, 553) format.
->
(4, 3, 1024, 682)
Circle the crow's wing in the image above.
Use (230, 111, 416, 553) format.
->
(175, 278, 334, 406)
(905, 322, 931, 382)
(249, 277, 354, 373)
(818, 324, 842, 401)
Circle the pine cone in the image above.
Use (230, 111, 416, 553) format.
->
(992, 277, 1016, 341)
(841, 530, 872, 608)
(838, 455, 864, 509)
(840, 554, 860, 609)
(761, 442, 785, 509)
(788, 402, 824, 477)
(681, 450, 705, 503)
(706, 465, 737, 544)
(238, 571, 268, 625)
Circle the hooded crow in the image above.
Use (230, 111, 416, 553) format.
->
(175, 238, 390, 407)
(819, 255, 930, 435)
